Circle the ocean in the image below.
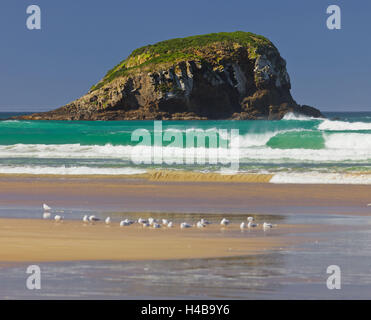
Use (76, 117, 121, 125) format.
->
(0, 111, 370, 184)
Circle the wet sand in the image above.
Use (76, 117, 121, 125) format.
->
(0, 175, 370, 215)
(0, 218, 308, 262)
(0, 174, 370, 299)
(0, 174, 369, 262)
(0, 174, 369, 299)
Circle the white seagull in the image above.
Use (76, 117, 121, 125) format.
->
(42, 212, 51, 219)
(162, 219, 169, 225)
(43, 203, 51, 211)
(54, 215, 63, 222)
(247, 216, 254, 222)
(138, 218, 148, 224)
(82, 215, 89, 223)
(197, 221, 206, 228)
(123, 218, 134, 225)
(105, 217, 111, 224)
(89, 215, 100, 222)
(148, 217, 155, 225)
(180, 222, 192, 229)
(262, 222, 273, 229)
(220, 218, 230, 226)
(240, 222, 247, 230)
(167, 221, 174, 228)
(248, 221, 257, 228)
(120, 220, 130, 227)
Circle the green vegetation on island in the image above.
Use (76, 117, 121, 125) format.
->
(90, 31, 275, 92)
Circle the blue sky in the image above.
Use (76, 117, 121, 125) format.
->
(0, 0, 370, 112)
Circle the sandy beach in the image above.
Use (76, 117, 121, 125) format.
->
(0, 218, 313, 263)
(0, 174, 369, 262)
(0, 174, 370, 215)
(0, 174, 370, 299)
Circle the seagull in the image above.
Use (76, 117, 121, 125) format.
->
(180, 222, 192, 229)
(200, 218, 211, 225)
(240, 222, 247, 230)
(167, 221, 174, 228)
(148, 217, 155, 225)
(220, 218, 230, 226)
(153, 223, 161, 229)
(83, 215, 89, 223)
(43, 203, 51, 211)
(247, 217, 254, 222)
(263, 222, 273, 229)
(142, 222, 151, 227)
(89, 215, 100, 222)
(138, 218, 148, 224)
(197, 221, 206, 228)
(105, 217, 111, 224)
(248, 221, 257, 228)
(120, 220, 130, 227)
(54, 215, 63, 222)
(123, 218, 134, 225)
(162, 219, 169, 225)
(42, 212, 51, 219)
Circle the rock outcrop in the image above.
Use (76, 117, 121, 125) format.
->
(16, 31, 323, 121)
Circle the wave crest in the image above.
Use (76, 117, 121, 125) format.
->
(318, 119, 371, 131)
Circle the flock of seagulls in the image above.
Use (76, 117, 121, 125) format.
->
(42, 201, 371, 231)
(239, 217, 274, 230)
(43, 203, 63, 221)
(42, 203, 276, 231)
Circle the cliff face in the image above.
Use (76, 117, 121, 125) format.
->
(17, 31, 323, 120)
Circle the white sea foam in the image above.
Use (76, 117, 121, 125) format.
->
(240, 147, 371, 162)
(0, 165, 146, 175)
(0, 144, 133, 159)
(270, 172, 371, 185)
(0, 137, 371, 163)
(318, 119, 371, 131)
(236, 129, 312, 147)
(237, 132, 277, 147)
(282, 113, 318, 121)
(324, 133, 371, 150)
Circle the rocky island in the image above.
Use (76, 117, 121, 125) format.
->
(16, 31, 323, 120)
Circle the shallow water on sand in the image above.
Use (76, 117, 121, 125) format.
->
(0, 209, 371, 299)
(1, 228, 371, 299)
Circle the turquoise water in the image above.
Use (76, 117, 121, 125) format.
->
(0, 112, 370, 182)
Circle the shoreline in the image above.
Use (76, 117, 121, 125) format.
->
(0, 171, 273, 183)
(0, 170, 369, 185)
